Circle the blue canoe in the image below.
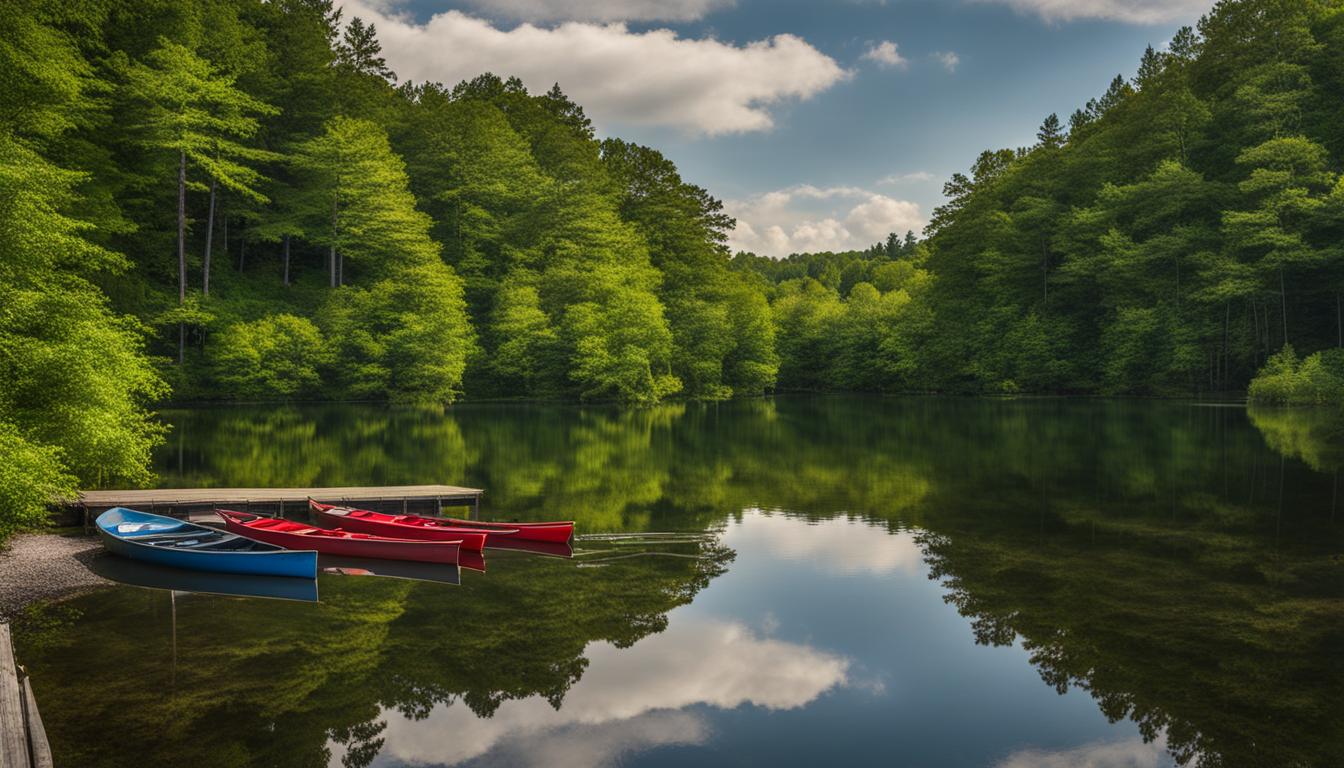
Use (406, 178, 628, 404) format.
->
(95, 507, 317, 579)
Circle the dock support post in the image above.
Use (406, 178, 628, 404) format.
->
(0, 624, 30, 768)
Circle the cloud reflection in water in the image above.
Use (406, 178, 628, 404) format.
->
(352, 612, 852, 767)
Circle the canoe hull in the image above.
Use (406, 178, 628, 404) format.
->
(309, 502, 490, 551)
(96, 508, 316, 579)
(443, 518, 574, 543)
(217, 511, 461, 564)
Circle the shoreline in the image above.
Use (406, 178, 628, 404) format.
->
(0, 532, 110, 620)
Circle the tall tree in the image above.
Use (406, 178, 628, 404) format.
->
(120, 38, 276, 358)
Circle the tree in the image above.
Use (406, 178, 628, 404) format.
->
(119, 38, 277, 359)
(337, 17, 394, 83)
(0, 3, 165, 534)
(289, 116, 436, 287)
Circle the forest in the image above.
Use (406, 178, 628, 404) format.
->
(5, 0, 1344, 527)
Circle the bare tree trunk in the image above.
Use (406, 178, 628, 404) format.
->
(1041, 241, 1048, 305)
(283, 234, 291, 287)
(338, 252, 344, 286)
(1222, 302, 1230, 390)
(238, 224, 246, 272)
(177, 149, 186, 365)
(203, 177, 216, 296)
(329, 195, 338, 288)
(1279, 266, 1289, 349)
(1250, 299, 1259, 367)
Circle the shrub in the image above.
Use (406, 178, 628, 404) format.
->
(208, 314, 328, 399)
(0, 423, 76, 537)
(1248, 346, 1344, 405)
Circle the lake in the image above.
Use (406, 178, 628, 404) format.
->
(13, 396, 1343, 767)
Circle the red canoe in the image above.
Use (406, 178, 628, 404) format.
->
(216, 510, 462, 564)
(308, 501, 495, 551)
(440, 517, 574, 544)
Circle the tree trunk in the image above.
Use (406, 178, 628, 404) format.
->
(177, 149, 186, 365)
(238, 224, 246, 272)
(1279, 266, 1288, 349)
(1041, 242, 1048, 305)
(338, 252, 344, 287)
(203, 177, 216, 296)
(1222, 302, 1230, 390)
(1337, 292, 1341, 348)
(1250, 299, 1259, 367)
(330, 194, 338, 288)
(283, 235, 291, 287)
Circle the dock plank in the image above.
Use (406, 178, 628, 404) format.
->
(0, 624, 29, 768)
(77, 484, 482, 508)
(22, 676, 52, 768)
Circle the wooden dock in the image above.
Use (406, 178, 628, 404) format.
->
(0, 623, 53, 768)
(71, 484, 483, 521)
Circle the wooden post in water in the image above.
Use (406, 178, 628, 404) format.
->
(0, 624, 30, 768)
(23, 676, 53, 768)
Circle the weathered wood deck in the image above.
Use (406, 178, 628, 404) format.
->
(72, 484, 483, 520)
(0, 623, 52, 768)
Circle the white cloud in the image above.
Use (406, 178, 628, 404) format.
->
(458, 0, 733, 22)
(726, 511, 929, 577)
(339, 2, 850, 135)
(975, 0, 1212, 24)
(862, 40, 908, 69)
(995, 732, 1172, 768)
(877, 171, 937, 185)
(726, 184, 925, 256)
(355, 614, 853, 766)
(933, 50, 960, 72)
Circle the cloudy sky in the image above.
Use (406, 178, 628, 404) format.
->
(342, 0, 1214, 256)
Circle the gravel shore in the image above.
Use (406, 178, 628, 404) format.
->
(0, 532, 109, 619)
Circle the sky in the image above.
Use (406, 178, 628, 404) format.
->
(341, 0, 1216, 256)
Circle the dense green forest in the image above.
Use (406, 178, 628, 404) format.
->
(5, 0, 1344, 526)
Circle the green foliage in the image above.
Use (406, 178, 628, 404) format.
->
(0, 3, 166, 537)
(321, 262, 475, 404)
(119, 38, 278, 201)
(0, 424, 76, 538)
(1248, 345, 1344, 404)
(208, 314, 327, 399)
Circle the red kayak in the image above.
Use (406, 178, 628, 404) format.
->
(216, 510, 462, 564)
(308, 501, 496, 551)
(440, 517, 574, 544)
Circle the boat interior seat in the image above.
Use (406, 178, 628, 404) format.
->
(116, 521, 188, 536)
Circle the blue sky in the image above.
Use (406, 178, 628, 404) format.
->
(346, 0, 1213, 255)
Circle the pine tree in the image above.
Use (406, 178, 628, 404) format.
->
(120, 39, 277, 357)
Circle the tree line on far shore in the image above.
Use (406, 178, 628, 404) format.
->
(4, 0, 1344, 531)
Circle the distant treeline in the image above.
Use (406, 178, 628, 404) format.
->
(5, 0, 1344, 529)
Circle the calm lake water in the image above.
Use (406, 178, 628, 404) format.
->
(13, 397, 1344, 767)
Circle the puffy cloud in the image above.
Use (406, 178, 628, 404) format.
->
(933, 50, 960, 72)
(358, 614, 853, 766)
(878, 171, 937, 184)
(726, 510, 929, 577)
(862, 40, 908, 69)
(995, 733, 1171, 768)
(457, 0, 733, 22)
(339, 2, 849, 134)
(975, 0, 1212, 24)
(726, 184, 924, 256)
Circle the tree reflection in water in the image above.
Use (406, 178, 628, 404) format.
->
(15, 397, 1343, 767)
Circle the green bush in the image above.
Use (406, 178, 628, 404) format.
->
(208, 314, 329, 399)
(0, 423, 76, 537)
(1248, 346, 1344, 405)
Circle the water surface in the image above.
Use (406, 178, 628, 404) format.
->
(15, 397, 1343, 767)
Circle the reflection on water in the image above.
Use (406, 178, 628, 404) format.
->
(14, 397, 1344, 767)
(359, 610, 851, 767)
